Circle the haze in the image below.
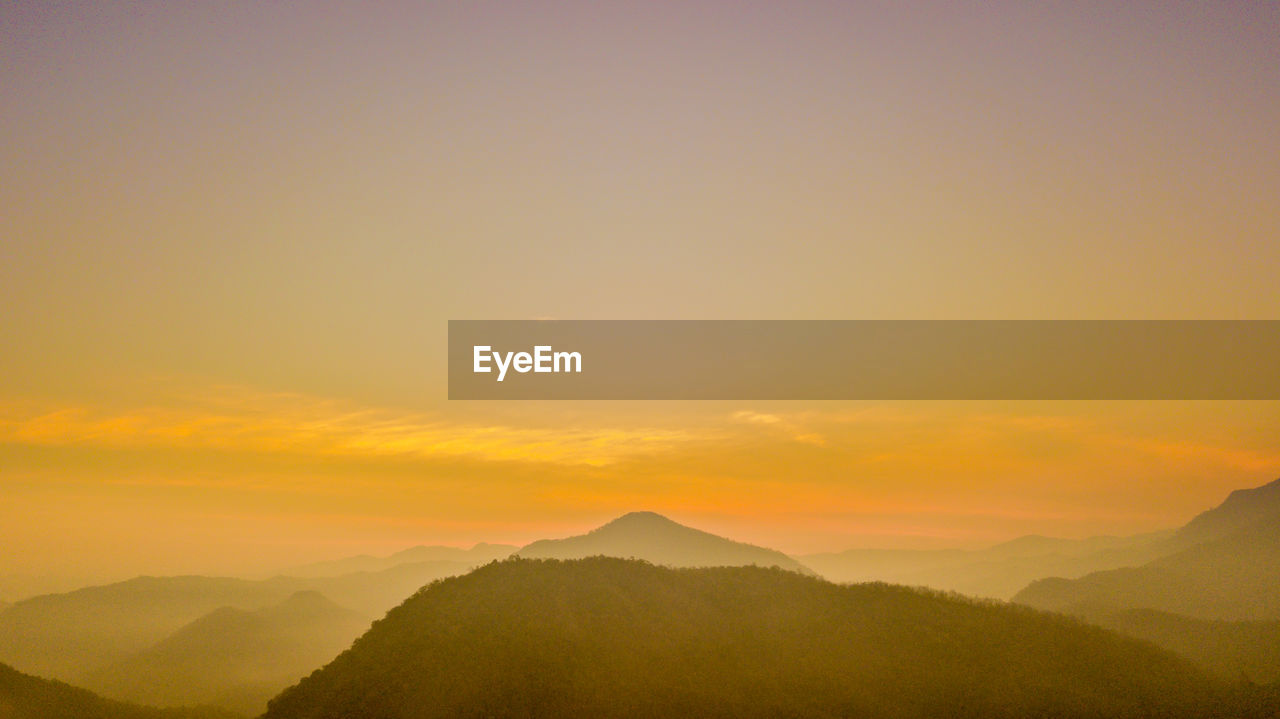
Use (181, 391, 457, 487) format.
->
(2, 2, 1279, 595)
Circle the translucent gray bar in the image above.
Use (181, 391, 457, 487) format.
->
(448, 321, 1280, 400)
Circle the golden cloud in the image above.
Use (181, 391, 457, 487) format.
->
(0, 385, 709, 467)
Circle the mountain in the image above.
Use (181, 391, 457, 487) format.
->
(284, 544, 516, 578)
(1014, 478, 1280, 621)
(0, 510, 811, 688)
(0, 662, 236, 719)
(0, 561, 474, 682)
(0, 576, 297, 681)
(1173, 477, 1280, 548)
(260, 557, 1271, 719)
(1015, 521, 1280, 621)
(515, 512, 812, 574)
(1007, 478, 1280, 684)
(801, 530, 1169, 599)
(837, 478, 1280, 607)
(82, 591, 370, 716)
(1094, 609, 1280, 684)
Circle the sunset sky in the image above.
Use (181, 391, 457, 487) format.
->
(2, 2, 1279, 594)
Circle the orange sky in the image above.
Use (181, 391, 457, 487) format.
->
(3, 382, 1278, 588)
(2, 3, 1279, 594)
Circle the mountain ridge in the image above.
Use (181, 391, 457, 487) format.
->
(1173, 477, 1280, 548)
(0, 560, 476, 681)
(800, 530, 1171, 598)
(81, 591, 369, 716)
(283, 544, 516, 578)
(1013, 477, 1280, 621)
(261, 557, 1268, 719)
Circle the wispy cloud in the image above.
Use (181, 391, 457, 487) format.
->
(0, 384, 707, 467)
(730, 410, 826, 446)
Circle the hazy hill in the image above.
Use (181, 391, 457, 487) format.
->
(515, 512, 812, 574)
(800, 531, 1169, 599)
(82, 591, 369, 716)
(0, 561, 473, 681)
(809, 479, 1280, 603)
(0, 662, 236, 719)
(1015, 522, 1280, 621)
(306, 560, 478, 618)
(261, 557, 1260, 719)
(1014, 478, 1280, 621)
(0, 576, 297, 680)
(284, 544, 516, 578)
(1094, 609, 1280, 685)
(799, 547, 966, 582)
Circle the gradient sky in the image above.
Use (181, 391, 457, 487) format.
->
(2, 2, 1279, 596)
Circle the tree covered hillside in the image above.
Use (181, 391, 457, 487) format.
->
(0, 662, 235, 719)
(264, 558, 1267, 719)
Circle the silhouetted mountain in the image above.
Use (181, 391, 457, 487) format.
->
(1094, 609, 1280, 685)
(1014, 478, 1280, 621)
(82, 591, 369, 716)
(260, 557, 1265, 719)
(801, 531, 1169, 599)
(1173, 477, 1280, 548)
(285, 544, 516, 578)
(0, 561, 473, 682)
(516, 512, 812, 574)
(0, 662, 236, 719)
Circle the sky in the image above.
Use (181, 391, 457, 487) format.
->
(2, 2, 1279, 595)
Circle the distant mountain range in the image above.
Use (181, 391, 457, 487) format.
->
(1014, 477, 1280, 621)
(284, 544, 517, 578)
(515, 511, 813, 574)
(262, 557, 1272, 719)
(1011, 477, 1280, 683)
(799, 531, 1170, 599)
(0, 511, 814, 714)
(82, 591, 370, 717)
(6, 483, 1280, 716)
(0, 560, 476, 682)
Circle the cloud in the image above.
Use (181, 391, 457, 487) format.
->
(731, 411, 782, 425)
(730, 409, 827, 445)
(0, 384, 707, 467)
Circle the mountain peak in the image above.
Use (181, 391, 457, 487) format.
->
(598, 511, 678, 529)
(516, 513, 812, 574)
(276, 590, 339, 612)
